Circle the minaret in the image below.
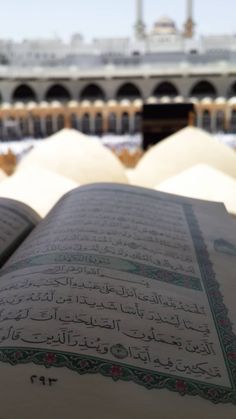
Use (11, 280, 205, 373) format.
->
(134, 0, 146, 40)
(184, 0, 195, 38)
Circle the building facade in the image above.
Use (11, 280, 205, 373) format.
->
(0, 0, 236, 138)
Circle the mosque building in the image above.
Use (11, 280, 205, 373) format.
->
(0, 0, 236, 138)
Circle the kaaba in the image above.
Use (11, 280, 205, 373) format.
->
(142, 103, 195, 150)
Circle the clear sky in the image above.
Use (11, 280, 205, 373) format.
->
(1, 0, 235, 41)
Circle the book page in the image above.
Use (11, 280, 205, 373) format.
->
(0, 197, 40, 267)
(0, 184, 235, 419)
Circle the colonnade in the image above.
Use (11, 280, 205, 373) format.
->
(0, 98, 235, 141)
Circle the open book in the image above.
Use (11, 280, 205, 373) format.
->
(0, 183, 236, 419)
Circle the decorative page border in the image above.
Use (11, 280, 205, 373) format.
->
(183, 204, 236, 395)
(0, 252, 202, 291)
(0, 346, 235, 404)
(0, 196, 235, 404)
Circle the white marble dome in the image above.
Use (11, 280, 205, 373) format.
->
(152, 16, 178, 35)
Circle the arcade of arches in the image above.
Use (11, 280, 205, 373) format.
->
(5, 79, 236, 103)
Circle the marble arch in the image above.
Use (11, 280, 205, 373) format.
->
(12, 84, 37, 102)
(190, 80, 217, 98)
(45, 84, 71, 102)
(80, 84, 106, 101)
(116, 83, 142, 100)
(153, 81, 179, 97)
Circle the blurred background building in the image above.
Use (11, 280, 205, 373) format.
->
(0, 0, 236, 139)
